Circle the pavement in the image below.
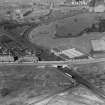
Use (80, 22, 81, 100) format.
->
(0, 57, 105, 66)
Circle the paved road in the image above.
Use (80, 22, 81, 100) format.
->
(59, 67, 105, 102)
(0, 58, 105, 66)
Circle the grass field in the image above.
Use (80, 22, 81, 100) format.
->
(29, 13, 105, 54)
(0, 63, 105, 105)
(74, 61, 105, 91)
(0, 65, 75, 105)
(45, 86, 105, 105)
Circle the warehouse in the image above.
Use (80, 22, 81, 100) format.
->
(91, 39, 105, 51)
(90, 38, 105, 58)
(51, 48, 89, 60)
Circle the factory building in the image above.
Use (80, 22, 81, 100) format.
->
(91, 39, 105, 51)
(51, 48, 89, 60)
(90, 38, 105, 58)
(62, 48, 84, 58)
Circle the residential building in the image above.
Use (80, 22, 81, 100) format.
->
(18, 55, 38, 63)
(69, 0, 92, 6)
(0, 55, 14, 62)
(12, 9, 24, 21)
(33, 0, 66, 6)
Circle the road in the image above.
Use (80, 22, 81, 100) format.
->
(0, 57, 105, 66)
(58, 67, 105, 102)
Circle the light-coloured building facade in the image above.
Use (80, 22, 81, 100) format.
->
(91, 39, 105, 51)
(51, 48, 85, 59)
(0, 55, 14, 62)
(71, 0, 91, 5)
(18, 55, 38, 63)
(33, 0, 91, 6)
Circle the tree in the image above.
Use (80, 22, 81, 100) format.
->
(89, 0, 96, 7)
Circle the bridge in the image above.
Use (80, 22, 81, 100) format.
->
(0, 57, 105, 66)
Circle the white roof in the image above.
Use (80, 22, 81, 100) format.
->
(62, 48, 84, 58)
(94, 5, 105, 12)
(91, 39, 105, 51)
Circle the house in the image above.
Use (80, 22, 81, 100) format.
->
(0, 55, 14, 62)
(71, 0, 91, 6)
(33, 0, 66, 6)
(18, 55, 38, 63)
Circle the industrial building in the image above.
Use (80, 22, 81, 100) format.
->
(90, 38, 105, 58)
(91, 39, 105, 51)
(51, 48, 89, 60)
